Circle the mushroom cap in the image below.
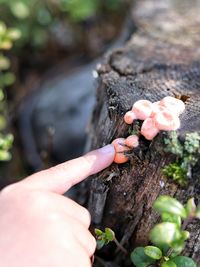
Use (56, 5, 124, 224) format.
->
(125, 135, 139, 148)
(124, 111, 137, 124)
(141, 118, 160, 140)
(132, 100, 153, 120)
(160, 96, 185, 115)
(151, 102, 167, 118)
(154, 110, 181, 131)
(112, 138, 130, 164)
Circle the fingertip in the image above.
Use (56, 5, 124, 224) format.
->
(85, 144, 115, 174)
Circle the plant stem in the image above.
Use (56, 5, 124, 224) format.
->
(113, 238, 128, 254)
(166, 217, 193, 257)
(182, 217, 193, 230)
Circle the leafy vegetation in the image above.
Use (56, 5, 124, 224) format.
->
(0, 0, 126, 49)
(95, 196, 199, 267)
(163, 131, 200, 185)
(0, 21, 19, 160)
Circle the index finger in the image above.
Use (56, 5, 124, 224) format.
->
(20, 144, 115, 194)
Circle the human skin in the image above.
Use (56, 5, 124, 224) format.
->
(0, 144, 115, 267)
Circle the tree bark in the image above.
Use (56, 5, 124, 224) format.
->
(87, 0, 200, 266)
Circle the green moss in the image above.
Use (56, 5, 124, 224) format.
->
(163, 132, 200, 185)
(163, 163, 187, 186)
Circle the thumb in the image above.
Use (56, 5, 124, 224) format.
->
(20, 144, 115, 194)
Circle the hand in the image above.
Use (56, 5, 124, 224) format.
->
(0, 145, 115, 267)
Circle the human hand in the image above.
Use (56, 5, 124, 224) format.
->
(0, 145, 115, 267)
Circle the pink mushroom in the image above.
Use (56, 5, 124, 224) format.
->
(124, 111, 137, 124)
(112, 138, 130, 164)
(141, 118, 160, 140)
(132, 100, 154, 120)
(151, 102, 167, 118)
(154, 110, 181, 131)
(160, 96, 185, 115)
(125, 135, 139, 148)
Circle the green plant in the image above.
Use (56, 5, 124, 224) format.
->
(95, 196, 199, 266)
(0, 0, 126, 49)
(0, 21, 19, 160)
(162, 131, 200, 185)
(131, 196, 199, 267)
(95, 227, 127, 254)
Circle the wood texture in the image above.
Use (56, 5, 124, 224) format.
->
(88, 0, 200, 266)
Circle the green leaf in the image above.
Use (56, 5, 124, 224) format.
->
(95, 228, 103, 236)
(153, 196, 187, 218)
(0, 22, 6, 35)
(10, 1, 30, 19)
(196, 204, 200, 218)
(161, 212, 181, 227)
(173, 256, 197, 267)
(130, 247, 156, 267)
(170, 243, 185, 257)
(0, 54, 10, 70)
(181, 231, 190, 241)
(185, 198, 196, 217)
(161, 260, 177, 267)
(105, 228, 115, 241)
(0, 149, 11, 161)
(7, 28, 21, 40)
(144, 246, 162, 260)
(96, 239, 105, 250)
(150, 222, 182, 247)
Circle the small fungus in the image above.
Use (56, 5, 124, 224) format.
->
(151, 102, 167, 118)
(124, 111, 137, 124)
(125, 135, 139, 148)
(112, 138, 130, 164)
(141, 118, 160, 140)
(160, 96, 185, 115)
(132, 100, 153, 120)
(154, 110, 181, 131)
(113, 96, 186, 164)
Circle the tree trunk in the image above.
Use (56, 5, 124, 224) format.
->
(87, 0, 200, 266)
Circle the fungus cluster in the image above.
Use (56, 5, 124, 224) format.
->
(112, 135, 139, 164)
(112, 96, 185, 164)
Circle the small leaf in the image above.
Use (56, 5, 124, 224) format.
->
(153, 196, 187, 218)
(150, 222, 182, 247)
(161, 260, 177, 267)
(181, 231, 190, 241)
(161, 212, 181, 227)
(7, 28, 21, 40)
(170, 243, 185, 257)
(130, 247, 156, 267)
(144, 246, 162, 260)
(195, 204, 200, 219)
(96, 239, 105, 250)
(95, 228, 103, 236)
(185, 198, 196, 217)
(0, 55, 10, 70)
(173, 256, 197, 267)
(0, 149, 11, 161)
(105, 228, 115, 241)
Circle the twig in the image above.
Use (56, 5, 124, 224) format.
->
(114, 238, 128, 255)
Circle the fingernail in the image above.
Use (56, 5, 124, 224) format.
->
(98, 144, 115, 155)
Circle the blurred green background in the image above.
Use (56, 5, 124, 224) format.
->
(0, 0, 127, 49)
